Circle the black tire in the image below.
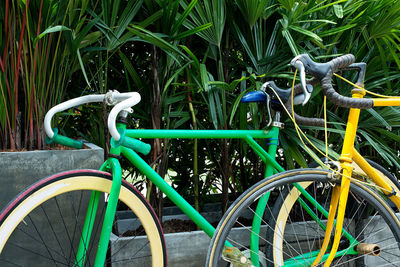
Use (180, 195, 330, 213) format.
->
(0, 170, 167, 267)
(206, 169, 400, 267)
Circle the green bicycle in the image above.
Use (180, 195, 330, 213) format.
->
(0, 85, 290, 266)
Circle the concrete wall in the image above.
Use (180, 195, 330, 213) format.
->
(0, 143, 104, 266)
(111, 214, 398, 266)
(0, 142, 104, 212)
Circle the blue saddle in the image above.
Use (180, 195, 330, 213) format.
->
(240, 91, 268, 103)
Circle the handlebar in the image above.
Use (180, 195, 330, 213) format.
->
(286, 79, 325, 127)
(263, 79, 325, 127)
(44, 91, 141, 148)
(290, 54, 373, 109)
(107, 92, 141, 141)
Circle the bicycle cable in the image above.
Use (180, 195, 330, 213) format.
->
(334, 72, 400, 98)
(266, 70, 392, 194)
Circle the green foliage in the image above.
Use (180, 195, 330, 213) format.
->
(3, 0, 400, 198)
(0, 0, 100, 150)
(181, 0, 226, 48)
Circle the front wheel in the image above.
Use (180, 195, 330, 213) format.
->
(0, 170, 167, 266)
(206, 169, 400, 266)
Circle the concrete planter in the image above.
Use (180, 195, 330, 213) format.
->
(110, 206, 393, 267)
(111, 203, 232, 267)
(110, 225, 268, 267)
(0, 142, 104, 210)
(0, 142, 104, 266)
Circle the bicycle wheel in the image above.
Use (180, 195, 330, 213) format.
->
(0, 170, 166, 267)
(206, 169, 400, 266)
(266, 161, 400, 267)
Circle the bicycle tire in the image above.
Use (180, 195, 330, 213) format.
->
(0, 169, 167, 267)
(206, 169, 400, 266)
(265, 160, 400, 267)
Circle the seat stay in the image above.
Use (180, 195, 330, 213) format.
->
(353, 149, 400, 209)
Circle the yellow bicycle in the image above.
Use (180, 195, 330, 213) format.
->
(207, 54, 400, 266)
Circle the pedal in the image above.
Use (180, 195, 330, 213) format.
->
(222, 246, 253, 267)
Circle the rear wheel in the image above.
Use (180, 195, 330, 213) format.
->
(206, 169, 400, 266)
(0, 170, 166, 267)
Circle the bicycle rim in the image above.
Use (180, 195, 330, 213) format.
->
(206, 169, 400, 267)
(0, 170, 166, 267)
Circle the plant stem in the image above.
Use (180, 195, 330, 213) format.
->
(186, 68, 199, 212)
(151, 44, 164, 219)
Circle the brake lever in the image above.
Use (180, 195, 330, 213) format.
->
(292, 84, 314, 105)
(290, 56, 311, 105)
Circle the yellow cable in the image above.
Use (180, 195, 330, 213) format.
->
(324, 95, 328, 160)
(288, 71, 336, 168)
(268, 73, 391, 194)
(333, 72, 400, 98)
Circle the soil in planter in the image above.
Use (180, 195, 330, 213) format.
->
(120, 219, 221, 237)
(1, 143, 89, 152)
(119, 217, 256, 237)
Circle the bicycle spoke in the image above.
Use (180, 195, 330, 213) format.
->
(0, 172, 165, 266)
(40, 204, 68, 263)
(27, 214, 60, 266)
(4, 241, 69, 266)
(66, 191, 83, 264)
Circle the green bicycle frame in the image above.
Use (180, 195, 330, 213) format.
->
(75, 125, 360, 267)
(75, 125, 282, 267)
(75, 124, 357, 266)
(123, 127, 283, 239)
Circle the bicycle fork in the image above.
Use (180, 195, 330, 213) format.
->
(74, 157, 122, 267)
(312, 164, 353, 266)
(313, 90, 362, 266)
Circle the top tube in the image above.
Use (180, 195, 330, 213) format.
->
(125, 129, 276, 139)
(373, 98, 400, 106)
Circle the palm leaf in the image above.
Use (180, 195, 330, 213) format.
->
(235, 0, 270, 28)
(181, 0, 226, 48)
(127, 25, 187, 63)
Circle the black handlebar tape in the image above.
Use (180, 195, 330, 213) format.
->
(330, 54, 356, 70)
(327, 55, 373, 108)
(321, 69, 373, 109)
(298, 54, 373, 109)
(284, 78, 325, 127)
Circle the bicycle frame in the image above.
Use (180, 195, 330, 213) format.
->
(74, 90, 400, 267)
(301, 89, 400, 266)
(75, 123, 284, 266)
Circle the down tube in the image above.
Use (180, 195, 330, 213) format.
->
(249, 126, 281, 266)
(121, 146, 217, 238)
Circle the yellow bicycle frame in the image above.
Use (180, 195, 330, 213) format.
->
(313, 88, 400, 266)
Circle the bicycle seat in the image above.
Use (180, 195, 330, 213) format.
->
(241, 91, 268, 103)
(241, 81, 313, 106)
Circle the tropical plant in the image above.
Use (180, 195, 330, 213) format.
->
(0, 0, 98, 150)
(224, 0, 400, 176)
(99, 0, 214, 215)
(4, 0, 400, 216)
